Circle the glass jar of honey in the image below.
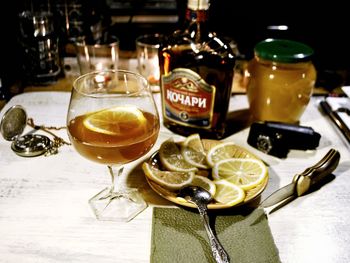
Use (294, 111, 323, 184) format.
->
(246, 39, 316, 123)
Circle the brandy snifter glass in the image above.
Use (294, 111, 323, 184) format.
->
(67, 69, 160, 222)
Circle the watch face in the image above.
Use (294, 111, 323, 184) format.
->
(11, 134, 52, 157)
(256, 134, 273, 153)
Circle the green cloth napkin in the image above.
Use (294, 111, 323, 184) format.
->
(151, 207, 281, 263)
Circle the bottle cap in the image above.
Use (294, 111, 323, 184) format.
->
(188, 0, 209, 10)
(254, 39, 314, 63)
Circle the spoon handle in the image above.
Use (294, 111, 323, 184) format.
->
(197, 204, 230, 263)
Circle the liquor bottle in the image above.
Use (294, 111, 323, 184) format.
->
(158, 0, 236, 139)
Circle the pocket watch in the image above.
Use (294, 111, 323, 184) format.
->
(1, 105, 54, 157)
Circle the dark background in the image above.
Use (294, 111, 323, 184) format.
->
(210, 1, 349, 71)
(1, 0, 350, 96)
(209, 1, 350, 89)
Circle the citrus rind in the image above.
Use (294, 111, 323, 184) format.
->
(190, 175, 216, 197)
(159, 138, 198, 172)
(212, 158, 268, 190)
(142, 162, 194, 190)
(181, 133, 209, 169)
(206, 142, 252, 167)
(213, 180, 245, 206)
(83, 106, 147, 135)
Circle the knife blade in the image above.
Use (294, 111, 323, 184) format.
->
(259, 183, 295, 209)
(259, 148, 340, 213)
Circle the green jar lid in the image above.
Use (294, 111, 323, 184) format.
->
(254, 39, 314, 63)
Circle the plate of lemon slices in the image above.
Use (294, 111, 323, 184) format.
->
(142, 134, 269, 209)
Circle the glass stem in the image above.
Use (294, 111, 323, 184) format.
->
(108, 165, 124, 193)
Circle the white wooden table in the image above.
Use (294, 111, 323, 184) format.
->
(0, 92, 349, 263)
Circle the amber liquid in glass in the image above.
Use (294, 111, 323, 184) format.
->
(68, 110, 159, 165)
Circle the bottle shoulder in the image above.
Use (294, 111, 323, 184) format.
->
(162, 31, 235, 63)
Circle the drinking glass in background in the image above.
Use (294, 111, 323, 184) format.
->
(18, 10, 62, 85)
(136, 34, 165, 91)
(66, 69, 160, 222)
(74, 36, 119, 75)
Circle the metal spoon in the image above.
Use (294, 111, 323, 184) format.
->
(178, 186, 230, 263)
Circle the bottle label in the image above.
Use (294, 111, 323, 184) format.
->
(161, 68, 215, 128)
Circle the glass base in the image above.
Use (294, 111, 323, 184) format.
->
(89, 187, 148, 222)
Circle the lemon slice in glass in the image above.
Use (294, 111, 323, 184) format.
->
(142, 162, 194, 190)
(181, 134, 209, 169)
(212, 158, 268, 190)
(159, 139, 198, 172)
(190, 175, 216, 196)
(83, 106, 147, 135)
(206, 142, 253, 167)
(213, 180, 245, 206)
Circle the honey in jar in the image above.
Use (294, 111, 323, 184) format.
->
(246, 39, 316, 123)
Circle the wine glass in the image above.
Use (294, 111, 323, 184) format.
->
(66, 69, 160, 222)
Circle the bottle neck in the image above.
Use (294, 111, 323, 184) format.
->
(187, 0, 209, 10)
(185, 9, 209, 23)
(182, 2, 210, 43)
(186, 0, 209, 22)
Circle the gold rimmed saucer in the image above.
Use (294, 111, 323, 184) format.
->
(145, 139, 269, 209)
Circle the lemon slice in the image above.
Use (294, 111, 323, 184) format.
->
(190, 175, 216, 196)
(159, 139, 198, 172)
(181, 134, 209, 169)
(213, 180, 245, 206)
(142, 162, 194, 190)
(212, 158, 268, 190)
(83, 106, 147, 135)
(206, 142, 252, 167)
(201, 139, 222, 152)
